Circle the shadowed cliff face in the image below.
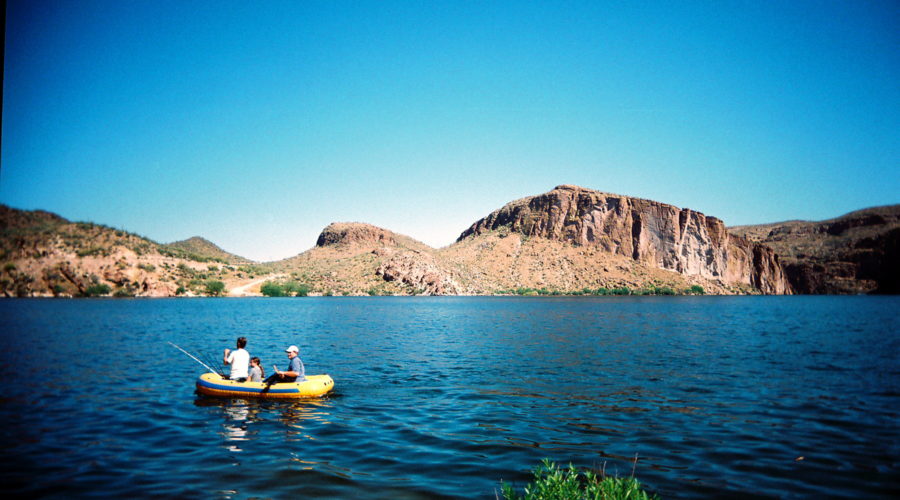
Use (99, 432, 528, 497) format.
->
(731, 205, 900, 294)
(459, 185, 791, 294)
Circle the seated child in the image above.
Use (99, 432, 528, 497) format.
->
(249, 356, 264, 383)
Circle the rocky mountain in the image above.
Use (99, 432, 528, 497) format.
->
(267, 186, 790, 295)
(456, 185, 791, 294)
(730, 205, 900, 294)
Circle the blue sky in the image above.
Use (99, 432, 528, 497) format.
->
(2, 0, 898, 261)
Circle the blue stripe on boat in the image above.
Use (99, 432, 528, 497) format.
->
(197, 377, 299, 394)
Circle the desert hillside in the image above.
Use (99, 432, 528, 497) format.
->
(730, 205, 900, 294)
(0, 205, 278, 297)
(266, 186, 790, 295)
(6, 187, 894, 297)
(272, 222, 457, 296)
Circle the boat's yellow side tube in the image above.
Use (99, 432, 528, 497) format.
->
(196, 372, 334, 399)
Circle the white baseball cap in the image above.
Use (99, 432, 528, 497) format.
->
(285, 345, 299, 353)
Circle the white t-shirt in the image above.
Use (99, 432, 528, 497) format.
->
(226, 348, 250, 379)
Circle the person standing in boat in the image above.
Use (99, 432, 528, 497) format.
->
(264, 345, 306, 385)
(223, 336, 250, 382)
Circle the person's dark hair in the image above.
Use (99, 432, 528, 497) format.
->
(251, 356, 264, 378)
(237, 337, 247, 349)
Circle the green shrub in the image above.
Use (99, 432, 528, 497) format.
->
(175, 286, 186, 295)
(261, 282, 286, 297)
(77, 246, 105, 257)
(3, 262, 15, 272)
(282, 281, 311, 297)
(500, 459, 660, 500)
(113, 287, 135, 297)
(204, 280, 226, 296)
(687, 285, 705, 295)
(238, 265, 268, 275)
(138, 263, 156, 272)
(83, 284, 111, 297)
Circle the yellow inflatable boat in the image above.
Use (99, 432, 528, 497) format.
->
(195, 372, 335, 399)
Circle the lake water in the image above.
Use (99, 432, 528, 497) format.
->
(0, 297, 897, 498)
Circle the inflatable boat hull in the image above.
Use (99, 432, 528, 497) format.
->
(196, 372, 334, 399)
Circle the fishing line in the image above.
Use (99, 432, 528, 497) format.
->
(168, 341, 218, 374)
(201, 350, 223, 376)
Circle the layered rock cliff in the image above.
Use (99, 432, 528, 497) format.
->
(458, 185, 791, 294)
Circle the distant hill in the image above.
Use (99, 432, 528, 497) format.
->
(163, 236, 251, 265)
(730, 205, 900, 294)
(274, 222, 457, 295)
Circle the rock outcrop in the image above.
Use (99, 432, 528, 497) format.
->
(316, 222, 399, 248)
(458, 185, 791, 294)
(376, 250, 462, 295)
(731, 205, 900, 294)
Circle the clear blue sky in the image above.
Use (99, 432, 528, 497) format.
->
(2, 0, 898, 261)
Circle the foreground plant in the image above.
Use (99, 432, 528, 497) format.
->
(500, 459, 660, 500)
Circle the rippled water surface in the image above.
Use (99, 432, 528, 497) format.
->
(1, 296, 898, 498)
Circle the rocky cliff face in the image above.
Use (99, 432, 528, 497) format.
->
(731, 205, 900, 294)
(458, 185, 791, 294)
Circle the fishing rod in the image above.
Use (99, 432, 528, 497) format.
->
(168, 341, 219, 375)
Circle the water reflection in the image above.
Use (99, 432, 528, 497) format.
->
(223, 403, 249, 447)
(194, 396, 335, 446)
